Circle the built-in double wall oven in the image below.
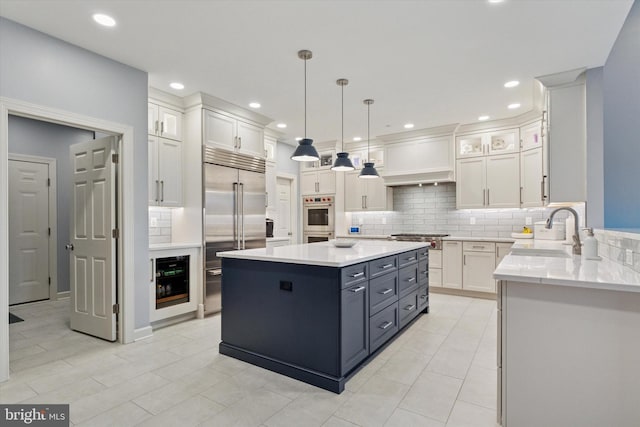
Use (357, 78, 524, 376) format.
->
(303, 195, 334, 243)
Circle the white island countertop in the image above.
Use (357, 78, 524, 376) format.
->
(494, 240, 640, 293)
(217, 240, 429, 267)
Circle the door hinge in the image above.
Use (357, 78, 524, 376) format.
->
(112, 153, 119, 164)
(112, 228, 119, 239)
(112, 303, 119, 314)
(48, 277, 51, 285)
(48, 227, 51, 236)
(47, 178, 51, 187)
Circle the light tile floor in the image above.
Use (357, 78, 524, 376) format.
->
(2, 293, 499, 426)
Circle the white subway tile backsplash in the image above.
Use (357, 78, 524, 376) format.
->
(149, 207, 173, 244)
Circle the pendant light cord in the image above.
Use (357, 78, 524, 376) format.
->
(341, 84, 344, 151)
(304, 57, 307, 138)
(367, 102, 370, 162)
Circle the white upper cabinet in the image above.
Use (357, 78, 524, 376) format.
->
(520, 147, 545, 207)
(149, 135, 182, 207)
(456, 128, 519, 158)
(301, 170, 336, 196)
(264, 135, 277, 163)
(148, 102, 183, 141)
(301, 150, 335, 170)
(457, 153, 520, 209)
(456, 157, 486, 208)
(344, 170, 393, 212)
(203, 109, 265, 158)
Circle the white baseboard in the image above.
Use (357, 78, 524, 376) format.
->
(57, 291, 70, 300)
(133, 326, 153, 342)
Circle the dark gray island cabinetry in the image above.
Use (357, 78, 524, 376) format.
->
(217, 240, 429, 393)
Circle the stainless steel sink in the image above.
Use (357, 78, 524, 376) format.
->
(509, 247, 571, 258)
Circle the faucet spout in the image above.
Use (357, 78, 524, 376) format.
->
(545, 207, 581, 255)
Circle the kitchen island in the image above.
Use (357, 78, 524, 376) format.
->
(494, 240, 640, 426)
(217, 240, 430, 393)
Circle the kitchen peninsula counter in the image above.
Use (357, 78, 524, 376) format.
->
(217, 241, 430, 393)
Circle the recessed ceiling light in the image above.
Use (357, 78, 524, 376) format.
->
(92, 13, 116, 27)
(478, 115, 490, 121)
(404, 123, 414, 129)
(504, 80, 520, 88)
(276, 123, 287, 129)
(295, 137, 302, 141)
(488, 0, 505, 4)
(169, 82, 184, 90)
(353, 137, 362, 142)
(249, 102, 261, 109)
(508, 103, 521, 110)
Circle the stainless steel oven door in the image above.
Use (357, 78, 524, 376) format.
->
(303, 232, 333, 243)
(303, 202, 334, 233)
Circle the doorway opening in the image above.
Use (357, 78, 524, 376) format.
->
(1, 98, 136, 383)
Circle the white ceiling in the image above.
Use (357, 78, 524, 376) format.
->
(0, 0, 633, 145)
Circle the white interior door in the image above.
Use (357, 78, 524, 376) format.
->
(8, 160, 50, 305)
(276, 177, 291, 238)
(69, 136, 117, 341)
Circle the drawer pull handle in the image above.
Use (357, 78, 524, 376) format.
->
(380, 263, 394, 269)
(350, 286, 366, 293)
(405, 257, 416, 261)
(350, 272, 365, 278)
(420, 295, 427, 299)
(407, 277, 416, 282)
(472, 245, 485, 249)
(379, 288, 393, 295)
(405, 304, 416, 311)
(421, 270, 428, 275)
(379, 321, 393, 330)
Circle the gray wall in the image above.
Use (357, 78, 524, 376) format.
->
(586, 67, 604, 228)
(603, 0, 640, 229)
(0, 18, 150, 328)
(8, 115, 95, 293)
(275, 142, 299, 176)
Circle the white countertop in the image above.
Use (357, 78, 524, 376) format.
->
(335, 234, 390, 240)
(149, 242, 201, 251)
(217, 240, 429, 267)
(494, 240, 640, 293)
(266, 237, 290, 242)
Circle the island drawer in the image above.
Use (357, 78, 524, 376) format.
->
(399, 265, 419, 296)
(418, 260, 428, 286)
(399, 291, 419, 328)
(417, 285, 429, 311)
(418, 247, 429, 261)
(370, 302, 399, 353)
(341, 262, 368, 288)
(369, 255, 398, 279)
(369, 273, 398, 315)
(398, 250, 419, 268)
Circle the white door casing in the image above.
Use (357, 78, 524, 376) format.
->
(69, 136, 117, 341)
(8, 160, 50, 305)
(276, 177, 291, 238)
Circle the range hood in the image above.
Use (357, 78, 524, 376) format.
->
(377, 124, 458, 186)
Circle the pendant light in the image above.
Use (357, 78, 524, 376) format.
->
(291, 50, 320, 162)
(359, 99, 380, 178)
(331, 79, 355, 171)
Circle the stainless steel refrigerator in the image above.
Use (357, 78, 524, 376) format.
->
(203, 147, 266, 314)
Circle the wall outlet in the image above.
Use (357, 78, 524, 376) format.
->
(150, 217, 158, 227)
(525, 217, 532, 225)
(470, 217, 476, 225)
(382, 216, 387, 225)
(625, 249, 633, 266)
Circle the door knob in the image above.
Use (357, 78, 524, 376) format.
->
(65, 244, 74, 251)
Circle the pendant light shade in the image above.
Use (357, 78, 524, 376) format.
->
(291, 50, 320, 162)
(332, 78, 355, 171)
(359, 99, 380, 179)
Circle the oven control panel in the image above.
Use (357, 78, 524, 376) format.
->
(303, 196, 333, 204)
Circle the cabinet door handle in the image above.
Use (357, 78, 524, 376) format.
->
(364, 195, 367, 209)
(407, 277, 416, 283)
(362, 195, 365, 209)
(150, 259, 154, 282)
(234, 136, 238, 148)
(315, 182, 319, 193)
(406, 256, 416, 261)
(379, 288, 393, 295)
(155, 180, 160, 202)
(350, 286, 366, 293)
(265, 192, 268, 208)
(405, 304, 416, 311)
(160, 180, 164, 202)
(155, 120, 159, 134)
(420, 251, 428, 257)
(379, 321, 393, 330)
(541, 176, 547, 201)
(463, 255, 466, 266)
(238, 136, 242, 149)
(421, 270, 428, 275)
(350, 272, 365, 278)
(520, 186, 523, 205)
(380, 263, 394, 269)
(483, 189, 486, 206)
(420, 294, 427, 300)
(160, 121, 164, 134)
(487, 188, 490, 205)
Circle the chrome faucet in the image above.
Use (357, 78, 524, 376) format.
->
(546, 207, 581, 255)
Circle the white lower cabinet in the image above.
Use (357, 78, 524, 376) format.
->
(428, 249, 442, 287)
(462, 242, 496, 293)
(496, 242, 513, 266)
(266, 238, 290, 248)
(344, 170, 393, 211)
(442, 241, 462, 289)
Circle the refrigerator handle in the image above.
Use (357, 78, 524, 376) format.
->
(233, 182, 241, 249)
(239, 182, 245, 249)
